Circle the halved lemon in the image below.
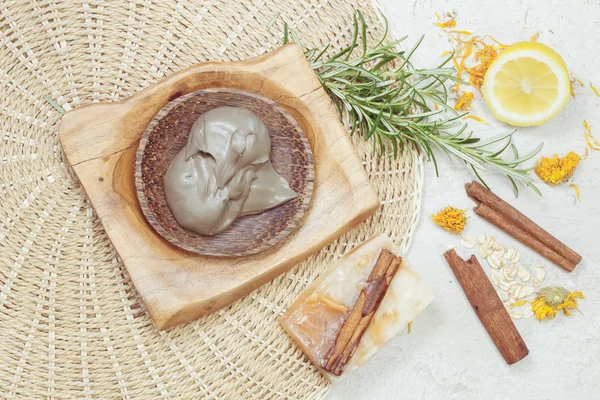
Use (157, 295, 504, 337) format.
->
(482, 41, 570, 126)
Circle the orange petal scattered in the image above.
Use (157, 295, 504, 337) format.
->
(436, 13, 504, 91)
(583, 121, 600, 152)
(590, 82, 600, 97)
(462, 115, 488, 124)
(569, 184, 581, 202)
(454, 92, 475, 111)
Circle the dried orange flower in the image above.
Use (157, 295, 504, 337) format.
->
(530, 287, 584, 320)
(454, 92, 475, 111)
(431, 207, 468, 234)
(534, 151, 582, 186)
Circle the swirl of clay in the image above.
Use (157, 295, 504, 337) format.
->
(164, 107, 298, 235)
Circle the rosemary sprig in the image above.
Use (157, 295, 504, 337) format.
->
(278, 10, 542, 195)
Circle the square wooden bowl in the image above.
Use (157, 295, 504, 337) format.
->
(58, 44, 379, 330)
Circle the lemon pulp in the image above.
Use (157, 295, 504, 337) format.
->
(482, 42, 570, 126)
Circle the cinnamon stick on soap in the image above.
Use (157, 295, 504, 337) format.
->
(465, 180, 581, 272)
(444, 249, 529, 365)
(280, 234, 435, 383)
(324, 249, 401, 375)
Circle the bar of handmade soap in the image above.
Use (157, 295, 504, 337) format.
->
(281, 234, 434, 382)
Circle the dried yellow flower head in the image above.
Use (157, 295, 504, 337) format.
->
(530, 286, 584, 321)
(534, 151, 581, 186)
(431, 207, 468, 234)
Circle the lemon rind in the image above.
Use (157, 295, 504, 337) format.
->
(482, 43, 570, 127)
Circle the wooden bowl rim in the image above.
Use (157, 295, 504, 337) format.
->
(134, 88, 315, 257)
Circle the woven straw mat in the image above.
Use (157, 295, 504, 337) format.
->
(0, 1, 424, 399)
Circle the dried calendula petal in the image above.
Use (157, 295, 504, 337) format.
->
(535, 266, 546, 282)
(454, 91, 475, 111)
(434, 12, 456, 28)
(569, 183, 581, 202)
(431, 207, 468, 234)
(511, 299, 529, 307)
(460, 236, 475, 249)
(583, 120, 600, 152)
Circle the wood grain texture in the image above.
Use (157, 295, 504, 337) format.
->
(443, 249, 529, 365)
(135, 88, 314, 256)
(58, 44, 380, 330)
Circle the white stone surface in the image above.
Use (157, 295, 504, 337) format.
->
(328, 1, 600, 398)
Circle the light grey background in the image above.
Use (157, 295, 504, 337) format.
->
(328, 0, 600, 399)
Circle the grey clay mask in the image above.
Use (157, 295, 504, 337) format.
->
(164, 106, 298, 235)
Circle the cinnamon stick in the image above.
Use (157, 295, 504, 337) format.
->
(466, 180, 581, 271)
(324, 249, 402, 375)
(444, 249, 529, 365)
(475, 203, 577, 272)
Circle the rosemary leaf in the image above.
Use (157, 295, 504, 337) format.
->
(277, 9, 542, 194)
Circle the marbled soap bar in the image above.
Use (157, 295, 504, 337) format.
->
(280, 234, 434, 382)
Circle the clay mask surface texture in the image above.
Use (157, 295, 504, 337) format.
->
(164, 106, 298, 235)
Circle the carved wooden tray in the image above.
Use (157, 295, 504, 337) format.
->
(58, 44, 379, 330)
